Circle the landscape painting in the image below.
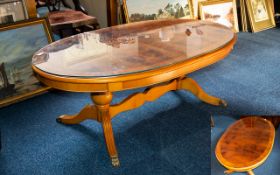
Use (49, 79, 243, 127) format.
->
(0, 19, 52, 107)
(123, 0, 193, 23)
(199, 0, 239, 32)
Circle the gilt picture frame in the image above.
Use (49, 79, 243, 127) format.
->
(199, 0, 239, 32)
(191, 0, 207, 19)
(0, 0, 29, 25)
(245, 0, 275, 32)
(123, 0, 193, 23)
(0, 18, 53, 107)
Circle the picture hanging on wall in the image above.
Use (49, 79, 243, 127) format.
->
(0, 0, 29, 25)
(199, 0, 239, 32)
(0, 18, 53, 107)
(123, 0, 194, 23)
(191, 0, 207, 19)
(245, 0, 275, 32)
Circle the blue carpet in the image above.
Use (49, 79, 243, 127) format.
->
(0, 90, 210, 175)
(1, 28, 280, 175)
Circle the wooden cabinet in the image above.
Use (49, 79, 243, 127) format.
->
(106, 0, 118, 26)
(25, 0, 37, 18)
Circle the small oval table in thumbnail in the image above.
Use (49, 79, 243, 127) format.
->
(215, 117, 275, 175)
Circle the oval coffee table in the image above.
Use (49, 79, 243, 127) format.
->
(32, 19, 237, 166)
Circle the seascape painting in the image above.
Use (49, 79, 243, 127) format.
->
(124, 0, 192, 22)
(250, 0, 269, 22)
(200, 0, 239, 32)
(0, 20, 51, 106)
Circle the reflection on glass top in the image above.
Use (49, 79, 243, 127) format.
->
(32, 19, 234, 77)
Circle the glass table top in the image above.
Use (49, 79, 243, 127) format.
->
(32, 19, 234, 78)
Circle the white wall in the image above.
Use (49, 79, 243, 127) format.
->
(79, 0, 108, 28)
(65, 0, 108, 28)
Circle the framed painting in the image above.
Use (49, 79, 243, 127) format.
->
(0, 0, 29, 25)
(123, 0, 194, 23)
(0, 18, 53, 107)
(245, 0, 275, 32)
(191, 0, 207, 19)
(199, 0, 239, 32)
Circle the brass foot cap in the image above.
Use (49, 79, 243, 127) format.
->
(111, 155, 120, 167)
(220, 100, 227, 107)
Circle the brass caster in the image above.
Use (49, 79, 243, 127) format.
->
(111, 155, 120, 167)
(220, 99, 227, 107)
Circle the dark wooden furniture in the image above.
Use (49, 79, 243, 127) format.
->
(26, 0, 38, 18)
(32, 19, 236, 167)
(216, 117, 275, 175)
(211, 116, 215, 128)
(36, 0, 99, 37)
(107, 0, 118, 26)
(274, 0, 280, 25)
(107, 0, 126, 26)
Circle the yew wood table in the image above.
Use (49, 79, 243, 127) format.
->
(216, 117, 275, 175)
(32, 19, 236, 166)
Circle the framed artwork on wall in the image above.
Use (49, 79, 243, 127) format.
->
(0, 18, 53, 107)
(123, 0, 193, 23)
(0, 0, 29, 25)
(245, 0, 275, 32)
(191, 0, 207, 19)
(199, 0, 239, 32)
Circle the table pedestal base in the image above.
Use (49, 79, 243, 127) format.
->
(56, 77, 226, 166)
